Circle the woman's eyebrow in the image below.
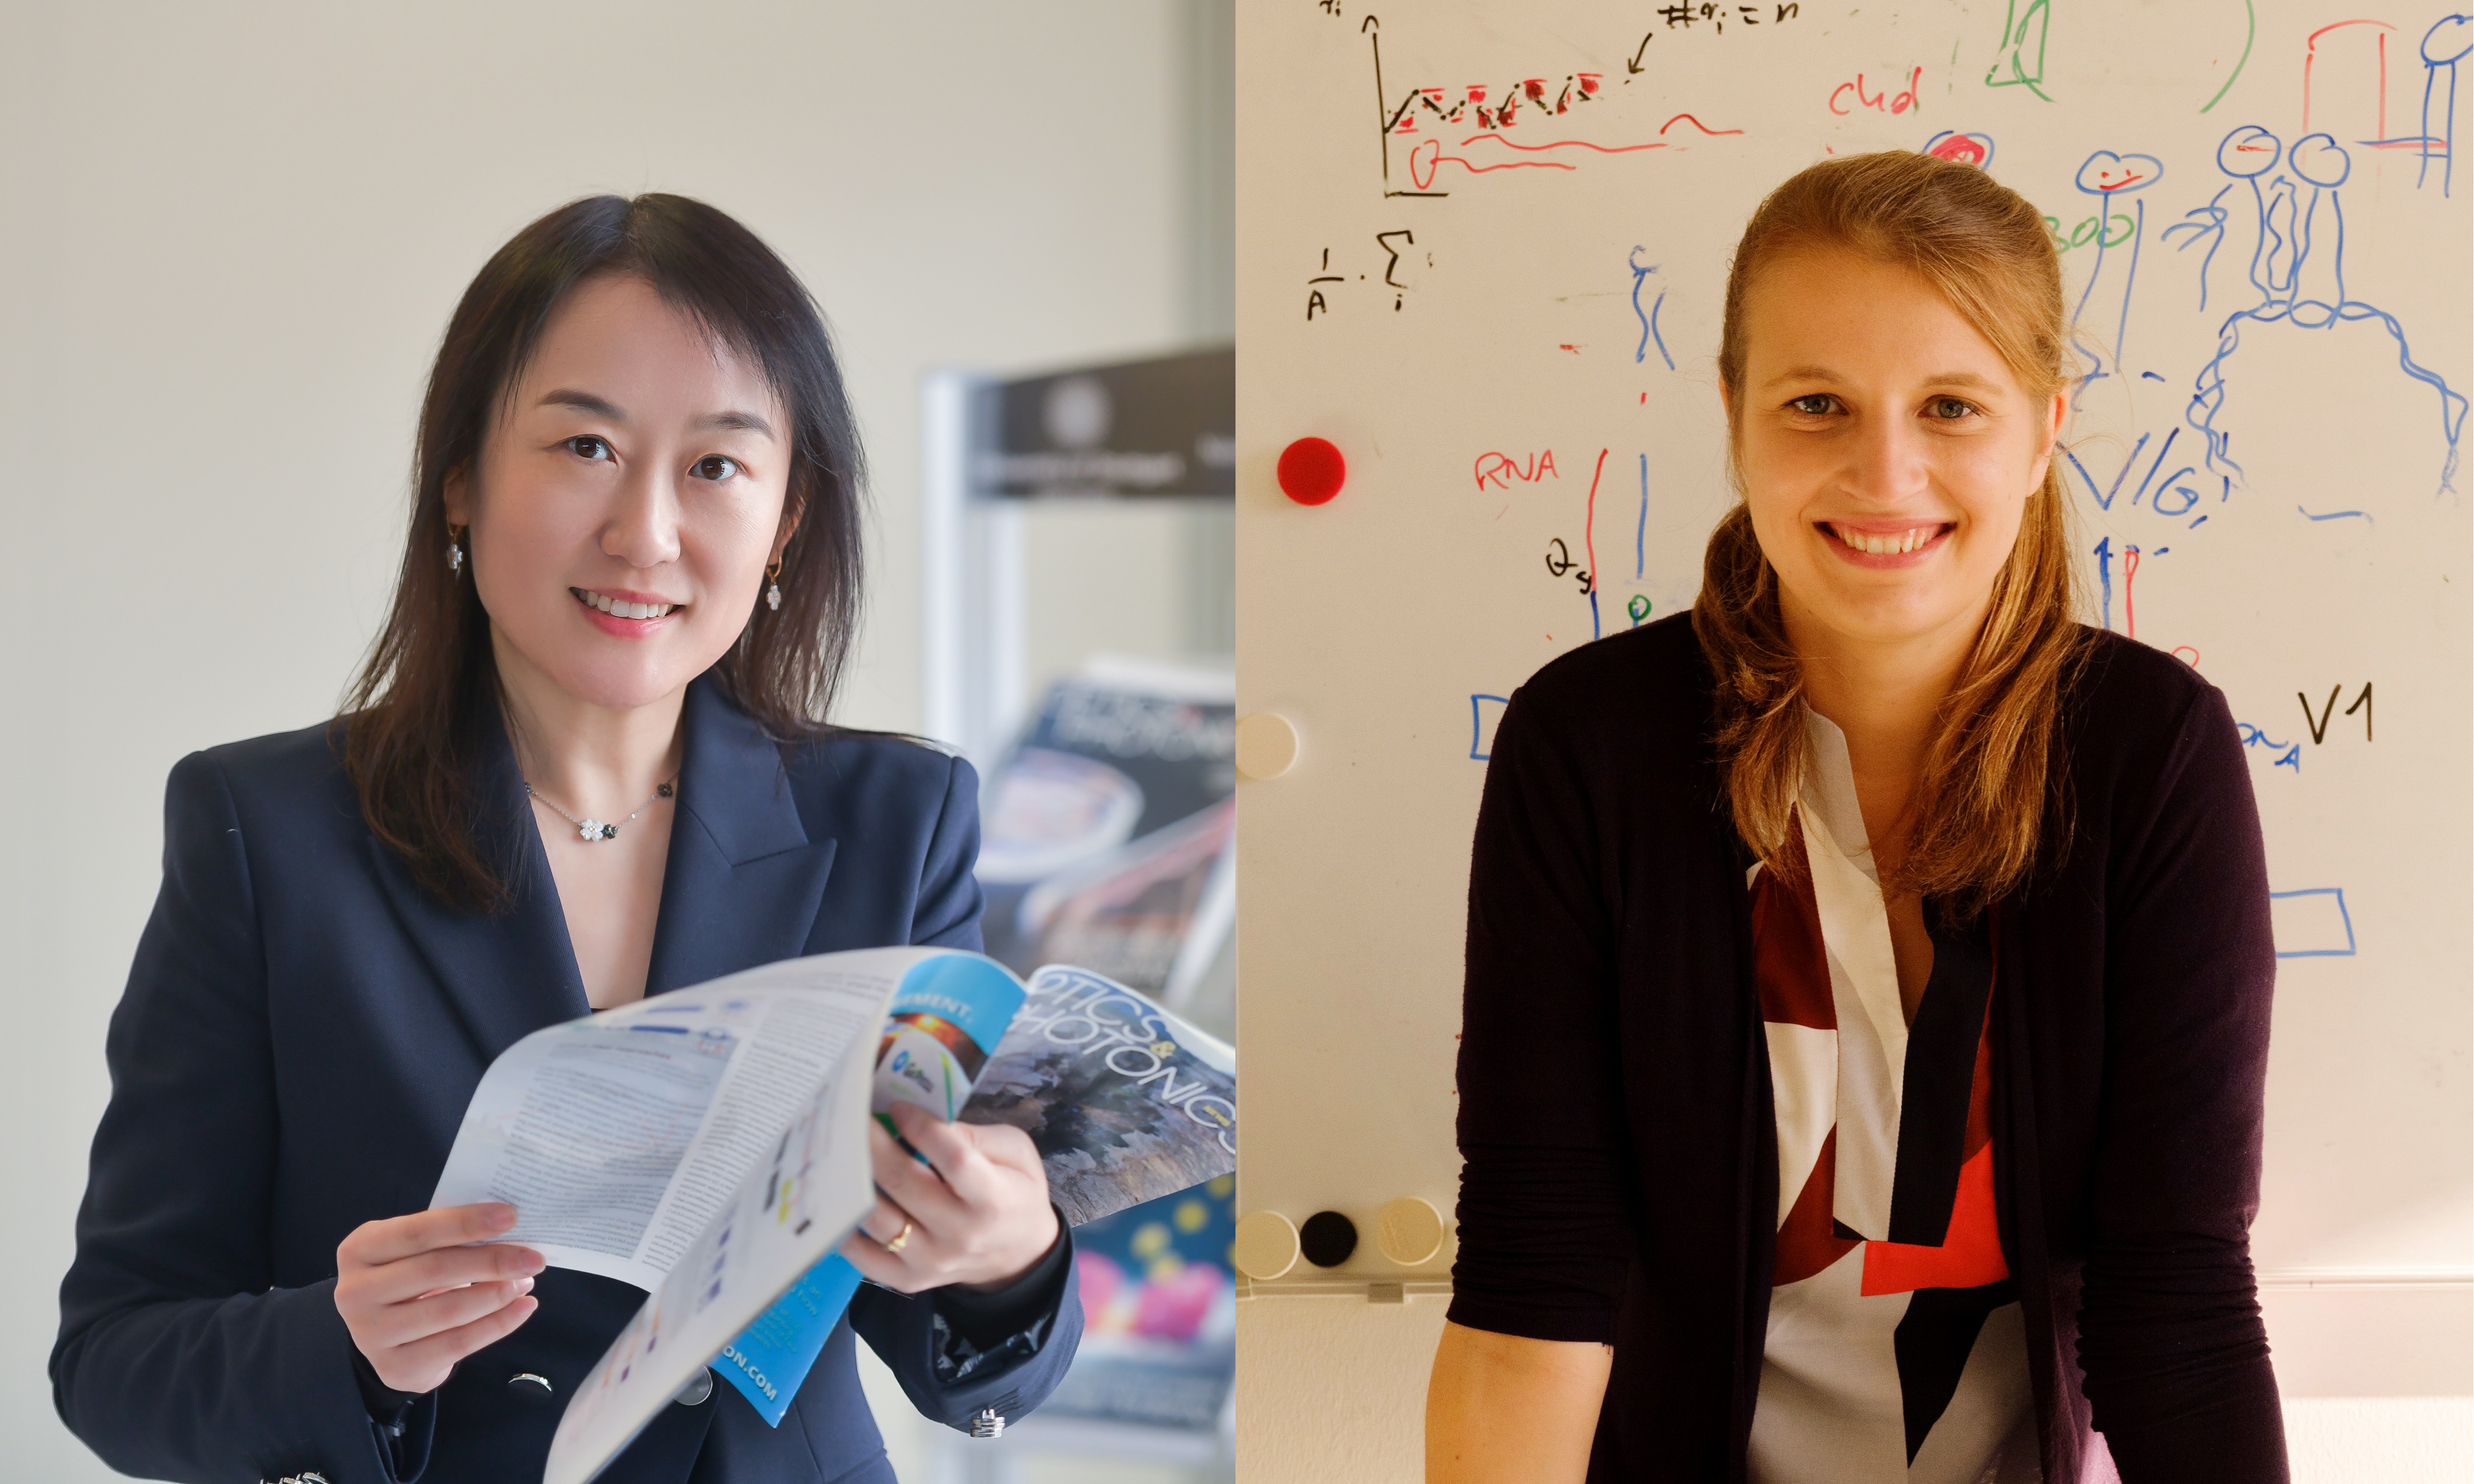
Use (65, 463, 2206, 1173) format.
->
(537, 387, 627, 421)
(1758, 367, 2007, 392)
(695, 409, 777, 438)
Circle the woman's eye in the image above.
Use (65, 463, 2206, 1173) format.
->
(1788, 394, 1835, 416)
(567, 435, 614, 462)
(1928, 397, 1976, 420)
(691, 454, 742, 481)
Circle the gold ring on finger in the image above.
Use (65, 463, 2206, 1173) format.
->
(882, 1218, 914, 1255)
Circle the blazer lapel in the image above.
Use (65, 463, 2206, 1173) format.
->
(643, 677, 838, 995)
(368, 715, 593, 1067)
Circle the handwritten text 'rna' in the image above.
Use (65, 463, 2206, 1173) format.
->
(1474, 450, 1558, 491)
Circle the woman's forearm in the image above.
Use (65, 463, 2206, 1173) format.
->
(1426, 1320, 1611, 1483)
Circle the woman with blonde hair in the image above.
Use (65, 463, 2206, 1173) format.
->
(1427, 152, 2283, 1482)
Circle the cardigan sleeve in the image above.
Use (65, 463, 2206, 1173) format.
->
(1447, 687, 1635, 1345)
(2076, 682, 2287, 1481)
(51, 751, 423, 1484)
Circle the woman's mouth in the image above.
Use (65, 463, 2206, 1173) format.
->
(1819, 521, 1953, 565)
(572, 587, 683, 626)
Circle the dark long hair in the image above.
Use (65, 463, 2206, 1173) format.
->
(342, 194, 867, 913)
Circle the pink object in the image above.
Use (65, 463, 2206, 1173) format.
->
(1132, 1264, 1225, 1342)
(1075, 1253, 1125, 1323)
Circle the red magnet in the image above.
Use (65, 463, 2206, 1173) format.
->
(1277, 437, 1346, 506)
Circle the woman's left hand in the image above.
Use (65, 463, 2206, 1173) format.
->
(839, 1100, 1061, 1293)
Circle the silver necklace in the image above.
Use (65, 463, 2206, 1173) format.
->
(526, 777, 676, 842)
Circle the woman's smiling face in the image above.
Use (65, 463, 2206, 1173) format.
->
(446, 272, 794, 713)
(1728, 248, 2063, 654)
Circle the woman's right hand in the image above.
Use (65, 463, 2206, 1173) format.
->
(335, 1202, 544, 1393)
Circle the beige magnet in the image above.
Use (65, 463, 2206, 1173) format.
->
(1233, 1209, 1302, 1280)
(1234, 712, 1301, 781)
(1374, 1196, 1448, 1266)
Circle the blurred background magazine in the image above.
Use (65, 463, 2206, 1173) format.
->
(975, 658, 1235, 1039)
(1041, 1176, 1237, 1432)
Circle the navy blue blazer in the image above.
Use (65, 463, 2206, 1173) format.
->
(53, 676, 1081, 1484)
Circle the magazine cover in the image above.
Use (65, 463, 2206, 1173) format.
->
(1042, 1176, 1237, 1431)
(966, 964, 1237, 1228)
(976, 657, 1235, 1007)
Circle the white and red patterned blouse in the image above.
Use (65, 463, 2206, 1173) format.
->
(1746, 711, 2042, 1483)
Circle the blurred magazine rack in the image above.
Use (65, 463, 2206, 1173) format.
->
(919, 347, 1234, 772)
(920, 351, 1237, 1479)
(934, 663, 1237, 1479)
(977, 658, 1236, 1034)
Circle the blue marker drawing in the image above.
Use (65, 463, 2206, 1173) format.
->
(2062, 431, 2151, 511)
(1630, 248, 1676, 371)
(2090, 535, 2149, 633)
(2184, 128, 2468, 494)
(2298, 504, 2372, 523)
(2337, 16, 2469, 195)
(1469, 694, 1511, 760)
(1922, 130, 1998, 168)
(2237, 721, 2303, 772)
(2413, 17, 2471, 194)
(2067, 150, 2163, 406)
(2166, 125, 2279, 314)
(2269, 887, 2356, 958)
(1634, 453, 1648, 579)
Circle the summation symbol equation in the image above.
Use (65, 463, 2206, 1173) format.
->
(1302, 231, 1426, 320)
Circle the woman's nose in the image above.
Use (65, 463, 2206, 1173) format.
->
(603, 466, 682, 570)
(1844, 415, 1931, 504)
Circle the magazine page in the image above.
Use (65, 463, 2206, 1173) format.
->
(710, 953, 1030, 1424)
(541, 1023, 879, 1484)
(965, 964, 1237, 1228)
(428, 947, 948, 1290)
(976, 658, 1236, 1008)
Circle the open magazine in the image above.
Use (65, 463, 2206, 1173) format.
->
(428, 950, 1234, 1484)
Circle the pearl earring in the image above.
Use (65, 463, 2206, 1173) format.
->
(765, 559, 783, 612)
(447, 524, 466, 575)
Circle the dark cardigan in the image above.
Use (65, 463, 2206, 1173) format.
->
(1448, 614, 2286, 1483)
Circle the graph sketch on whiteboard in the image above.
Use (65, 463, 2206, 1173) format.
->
(2182, 127, 2469, 495)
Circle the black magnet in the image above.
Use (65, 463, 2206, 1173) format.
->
(1300, 1210, 1358, 1268)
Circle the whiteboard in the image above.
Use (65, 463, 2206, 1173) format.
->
(1236, 0, 2471, 1311)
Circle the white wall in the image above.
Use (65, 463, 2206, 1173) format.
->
(0, 2, 1201, 1475)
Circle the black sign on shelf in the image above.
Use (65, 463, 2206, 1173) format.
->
(973, 347, 1233, 501)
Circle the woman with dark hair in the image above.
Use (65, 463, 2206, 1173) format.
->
(53, 194, 1079, 1483)
(1425, 153, 2284, 1482)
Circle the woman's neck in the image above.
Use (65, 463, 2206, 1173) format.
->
(491, 629, 687, 819)
(1783, 594, 1985, 832)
